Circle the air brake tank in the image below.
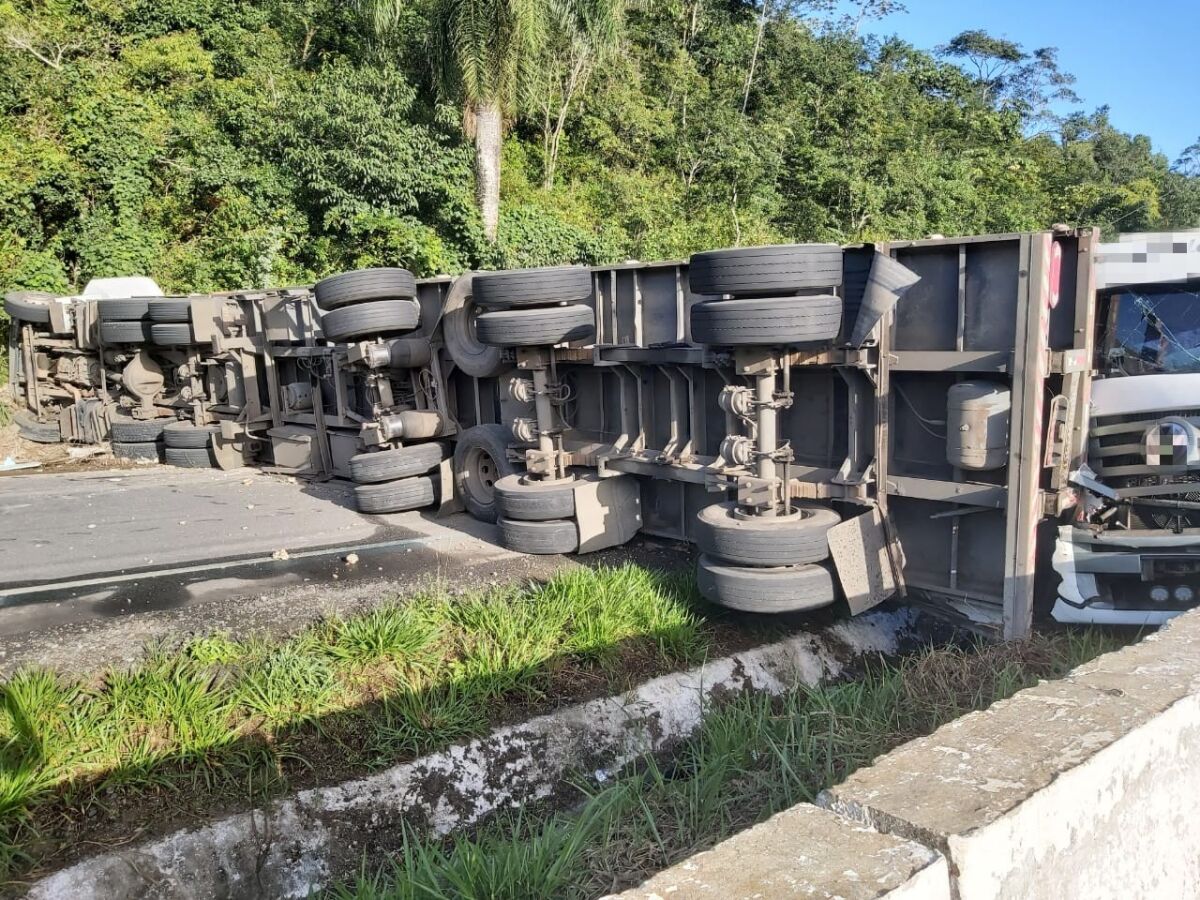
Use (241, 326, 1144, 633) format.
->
(946, 381, 1010, 471)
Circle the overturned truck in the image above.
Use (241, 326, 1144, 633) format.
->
(7, 228, 1200, 636)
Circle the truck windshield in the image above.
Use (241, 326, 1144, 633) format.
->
(1105, 287, 1200, 375)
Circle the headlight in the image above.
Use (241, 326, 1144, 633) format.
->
(1174, 585, 1196, 604)
(1150, 585, 1171, 603)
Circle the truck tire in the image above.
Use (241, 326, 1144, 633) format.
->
(112, 441, 163, 462)
(355, 475, 436, 514)
(322, 299, 419, 342)
(473, 266, 593, 309)
(109, 416, 169, 443)
(100, 320, 154, 344)
(499, 517, 579, 555)
(150, 323, 196, 345)
(494, 473, 580, 521)
(690, 295, 841, 346)
(148, 299, 192, 323)
(315, 268, 416, 310)
(475, 304, 594, 347)
(14, 412, 61, 444)
(696, 555, 838, 614)
(97, 298, 151, 321)
(164, 446, 217, 468)
(349, 442, 447, 484)
(688, 244, 843, 296)
(696, 502, 839, 567)
(163, 422, 219, 449)
(453, 424, 518, 523)
(3, 292, 54, 324)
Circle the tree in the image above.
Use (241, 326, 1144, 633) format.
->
(362, 0, 547, 242)
(1177, 139, 1200, 178)
(938, 29, 1078, 130)
(536, 0, 624, 189)
(1, 0, 1197, 301)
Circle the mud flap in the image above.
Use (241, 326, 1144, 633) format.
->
(434, 456, 464, 517)
(213, 421, 253, 470)
(574, 474, 642, 553)
(212, 437, 250, 470)
(828, 507, 903, 615)
(63, 398, 106, 444)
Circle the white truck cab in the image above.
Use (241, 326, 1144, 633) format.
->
(1053, 232, 1200, 625)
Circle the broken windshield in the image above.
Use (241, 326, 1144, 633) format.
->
(1104, 287, 1200, 375)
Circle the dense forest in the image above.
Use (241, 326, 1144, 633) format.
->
(1, 0, 1198, 297)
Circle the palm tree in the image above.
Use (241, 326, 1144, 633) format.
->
(364, 0, 548, 243)
(365, 0, 621, 243)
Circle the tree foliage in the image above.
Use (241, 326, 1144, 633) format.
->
(0, 1, 1195, 295)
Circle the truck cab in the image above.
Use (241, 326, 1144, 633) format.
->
(1053, 233, 1200, 624)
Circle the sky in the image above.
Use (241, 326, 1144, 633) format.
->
(846, 0, 1199, 164)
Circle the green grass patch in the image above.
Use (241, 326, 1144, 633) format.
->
(329, 628, 1123, 900)
(0, 564, 708, 883)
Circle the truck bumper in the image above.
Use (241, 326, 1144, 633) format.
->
(1051, 524, 1200, 625)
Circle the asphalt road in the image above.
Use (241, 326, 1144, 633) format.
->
(0, 467, 378, 585)
(0, 466, 522, 635)
(0, 465, 692, 673)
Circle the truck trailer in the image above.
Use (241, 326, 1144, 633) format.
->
(5, 228, 1199, 637)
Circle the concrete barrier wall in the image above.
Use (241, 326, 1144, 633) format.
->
(616, 609, 1200, 900)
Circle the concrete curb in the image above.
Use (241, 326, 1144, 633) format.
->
(26, 609, 921, 900)
(606, 802, 950, 900)
(819, 609, 1200, 899)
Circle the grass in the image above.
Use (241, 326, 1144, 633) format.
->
(0, 564, 708, 884)
(329, 628, 1124, 900)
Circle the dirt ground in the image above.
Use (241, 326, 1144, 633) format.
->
(0, 416, 136, 474)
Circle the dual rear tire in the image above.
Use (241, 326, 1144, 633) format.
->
(475, 304, 595, 347)
(694, 501, 841, 614)
(472, 266, 596, 348)
(355, 475, 438, 515)
(314, 268, 421, 343)
(109, 415, 168, 463)
(697, 555, 838, 614)
(493, 472, 582, 555)
(687, 245, 845, 348)
(686, 244, 848, 612)
(156, 422, 220, 468)
(350, 441, 447, 514)
(98, 298, 198, 346)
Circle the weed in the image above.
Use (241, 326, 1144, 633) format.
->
(1, 670, 81, 768)
(323, 601, 442, 667)
(104, 654, 233, 752)
(234, 648, 340, 728)
(552, 566, 706, 667)
(330, 794, 624, 900)
(186, 634, 251, 666)
(364, 681, 488, 765)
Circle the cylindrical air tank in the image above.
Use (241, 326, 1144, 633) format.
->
(946, 381, 1011, 471)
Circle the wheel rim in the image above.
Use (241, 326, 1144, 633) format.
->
(463, 446, 498, 507)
